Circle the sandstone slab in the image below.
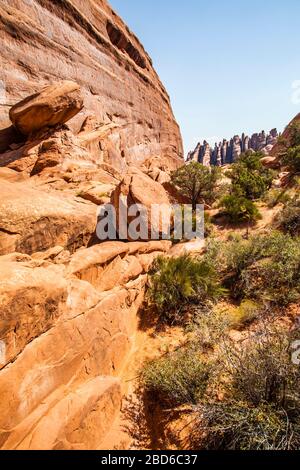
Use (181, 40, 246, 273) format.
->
(0, 180, 96, 255)
(9, 81, 83, 136)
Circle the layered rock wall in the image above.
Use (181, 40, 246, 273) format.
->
(0, 0, 183, 169)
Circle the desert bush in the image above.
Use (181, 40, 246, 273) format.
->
(196, 401, 300, 450)
(222, 323, 299, 407)
(207, 231, 300, 305)
(193, 300, 260, 349)
(280, 122, 300, 173)
(228, 152, 274, 200)
(239, 241, 300, 305)
(263, 188, 291, 208)
(171, 162, 221, 210)
(147, 254, 222, 324)
(204, 212, 215, 237)
(195, 323, 300, 450)
(140, 317, 300, 449)
(219, 194, 261, 224)
(277, 197, 300, 235)
(227, 300, 261, 329)
(141, 346, 212, 407)
(282, 145, 300, 173)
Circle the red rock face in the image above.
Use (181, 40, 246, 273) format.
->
(0, 0, 183, 169)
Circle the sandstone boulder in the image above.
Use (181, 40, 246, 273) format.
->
(67, 240, 171, 292)
(9, 81, 83, 135)
(260, 156, 280, 169)
(112, 168, 172, 240)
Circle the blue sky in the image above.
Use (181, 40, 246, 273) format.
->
(109, 0, 300, 155)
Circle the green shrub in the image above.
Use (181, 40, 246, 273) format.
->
(219, 194, 261, 224)
(263, 188, 291, 208)
(228, 152, 274, 200)
(195, 324, 300, 450)
(171, 162, 221, 210)
(277, 197, 300, 235)
(141, 347, 211, 407)
(196, 401, 300, 450)
(282, 145, 300, 173)
(148, 254, 222, 324)
(280, 122, 300, 173)
(228, 300, 261, 329)
(209, 231, 300, 305)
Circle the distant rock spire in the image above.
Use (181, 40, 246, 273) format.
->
(186, 128, 278, 166)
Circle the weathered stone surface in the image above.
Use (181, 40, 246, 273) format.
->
(0, 238, 171, 449)
(11, 377, 122, 450)
(0, 0, 183, 169)
(0, 258, 67, 367)
(0, 180, 96, 255)
(67, 240, 171, 291)
(78, 183, 114, 205)
(9, 81, 83, 136)
(0, 167, 27, 182)
(112, 168, 172, 240)
(0, 125, 97, 176)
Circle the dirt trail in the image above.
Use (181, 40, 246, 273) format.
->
(98, 318, 187, 450)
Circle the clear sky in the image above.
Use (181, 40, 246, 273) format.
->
(109, 0, 300, 155)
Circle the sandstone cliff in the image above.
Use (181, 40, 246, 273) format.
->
(0, 0, 183, 450)
(0, 0, 183, 169)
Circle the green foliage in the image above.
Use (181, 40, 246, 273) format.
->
(204, 211, 214, 237)
(263, 188, 291, 208)
(282, 145, 300, 172)
(219, 194, 261, 224)
(171, 162, 221, 210)
(148, 254, 222, 324)
(196, 324, 300, 450)
(228, 300, 261, 329)
(280, 122, 300, 173)
(197, 401, 300, 450)
(141, 347, 212, 407)
(227, 152, 274, 200)
(222, 324, 299, 407)
(277, 197, 300, 235)
(212, 231, 300, 305)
